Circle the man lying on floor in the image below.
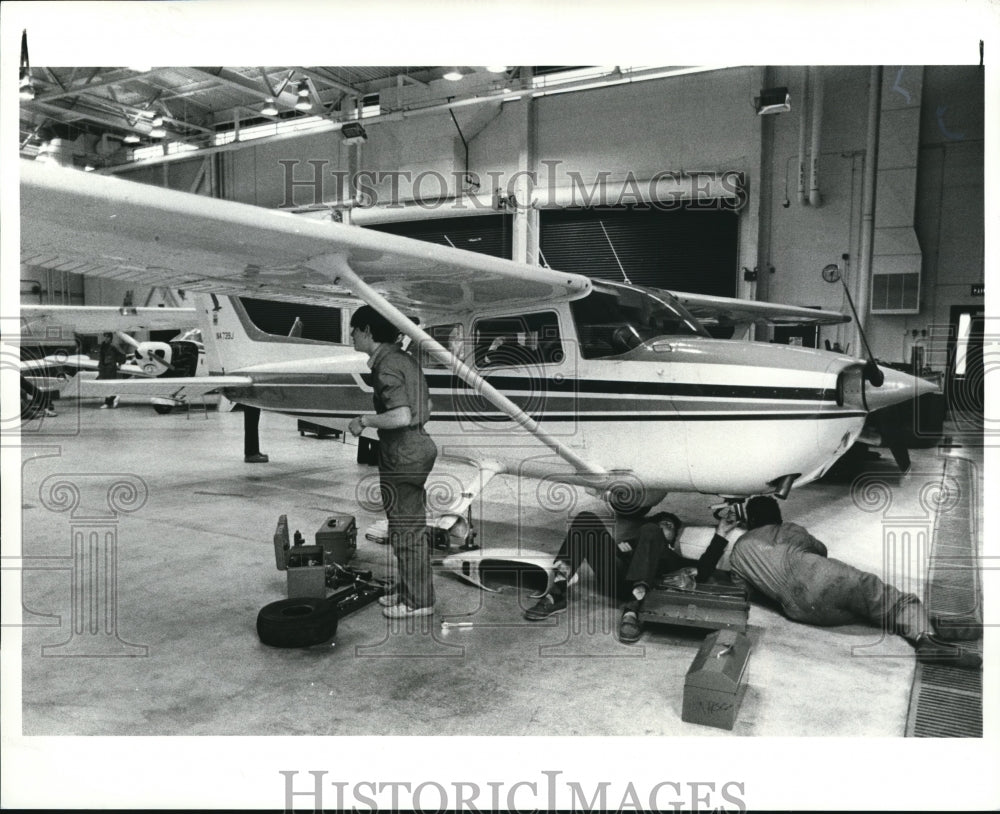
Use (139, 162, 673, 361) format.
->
(526, 496, 981, 669)
(523, 510, 726, 643)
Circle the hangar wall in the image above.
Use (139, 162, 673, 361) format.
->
(107, 65, 983, 370)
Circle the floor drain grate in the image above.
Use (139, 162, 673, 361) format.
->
(905, 456, 982, 738)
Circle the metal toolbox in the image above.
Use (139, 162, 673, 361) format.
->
(286, 545, 326, 598)
(682, 629, 751, 730)
(638, 580, 749, 633)
(315, 514, 357, 565)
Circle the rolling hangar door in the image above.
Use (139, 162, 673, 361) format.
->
(362, 172, 745, 294)
(366, 214, 514, 259)
(538, 206, 739, 296)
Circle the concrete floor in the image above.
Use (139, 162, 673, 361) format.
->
(12, 397, 984, 741)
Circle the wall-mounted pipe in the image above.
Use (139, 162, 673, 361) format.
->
(797, 66, 808, 205)
(808, 66, 824, 207)
(856, 66, 882, 345)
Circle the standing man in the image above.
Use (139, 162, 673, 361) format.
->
(348, 306, 437, 619)
(97, 332, 125, 409)
(242, 405, 269, 463)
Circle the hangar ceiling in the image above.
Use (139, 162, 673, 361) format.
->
(19, 65, 698, 171)
(18, 65, 642, 170)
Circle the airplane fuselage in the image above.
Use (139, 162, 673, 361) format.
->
(222, 337, 874, 497)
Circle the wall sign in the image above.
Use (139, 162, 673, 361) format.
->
(971, 284, 985, 296)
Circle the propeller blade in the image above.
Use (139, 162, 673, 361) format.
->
(115, 331, 142, 349)
(875, 404, 912, 472)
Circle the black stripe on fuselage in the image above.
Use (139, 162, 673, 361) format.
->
(279, 409, 865, 422)
(384, 374, 836, 402)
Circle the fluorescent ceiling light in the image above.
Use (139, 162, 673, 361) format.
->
(261, 97, 278, 116)
(486, 65, 508, 73)
(443, 68, 463, 81)
(294, 98, 312, 111)
(123, 133, 140, 144)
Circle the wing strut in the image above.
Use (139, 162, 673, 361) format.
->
(313, 254, 607, 478)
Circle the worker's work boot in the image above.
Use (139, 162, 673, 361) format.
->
(930, 614, 982, 642)
(915, 633, 981, 669)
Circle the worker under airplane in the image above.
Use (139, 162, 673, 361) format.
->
(20, 160, 936, 530)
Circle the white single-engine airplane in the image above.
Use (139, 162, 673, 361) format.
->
(20, 160, 936, 530)
(17, 304, 206, 412)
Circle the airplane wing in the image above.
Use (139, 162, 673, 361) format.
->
(21, 161, 592, 321)
(20, 305, 197, 336)
(670, 290, 850, 329)
(21, 160, 607, 479)
(20, 354, 97, 372)
(77, 375, 252, 400)
(21, 355, 156, 379)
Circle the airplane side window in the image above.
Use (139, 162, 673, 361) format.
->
(473, 313, 562, 368)
(570, 287, 704, 359)
(420, 323, 465, 369)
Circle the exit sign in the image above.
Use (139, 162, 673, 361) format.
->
(971, 284, 985, 296)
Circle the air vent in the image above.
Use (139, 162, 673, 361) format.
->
(871, 272, 920, 314)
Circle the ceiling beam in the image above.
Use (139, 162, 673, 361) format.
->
(189, 67, 300, 110)
(32, 69, 160, 104)
(25, 98, 210, 142)
(402, 74, 430, 89)
(296, 67, 360, 98)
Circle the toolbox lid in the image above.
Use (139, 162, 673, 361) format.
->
(685, 629, 751, 692)
(316, 514, 356, 534)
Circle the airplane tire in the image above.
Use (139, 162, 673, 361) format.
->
(153, 404, 174, 415)
(256, 597, 338, 648)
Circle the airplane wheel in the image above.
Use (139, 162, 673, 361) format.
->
(256, 597, 338, 648)
(153, 404, 174, 415)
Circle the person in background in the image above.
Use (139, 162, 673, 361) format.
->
(97, 332, 125, 409)
(347, 306, 437, 619)
(699, 495, 981, 669)
(524, 510, 726, 643)
(20, 374, 57, 418)
(242, 405, 268, 463)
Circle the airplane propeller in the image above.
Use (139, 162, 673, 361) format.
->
(822, 263, 884, 387)
(115, 331, 175, 376)
(822, 264, 913, 471)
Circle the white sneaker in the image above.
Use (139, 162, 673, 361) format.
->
(382, 603, 433, 619)
(378, 587, 401, 607)
(111, 396, 120, 408)
(99, 404, 109, 409)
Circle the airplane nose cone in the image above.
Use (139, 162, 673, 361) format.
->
(865, 365, 940, 411)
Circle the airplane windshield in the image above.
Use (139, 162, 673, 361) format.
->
(569, 283, 708, 359)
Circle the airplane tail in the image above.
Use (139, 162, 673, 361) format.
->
(194, 294, 347, 373)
